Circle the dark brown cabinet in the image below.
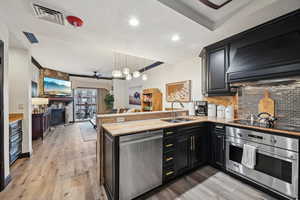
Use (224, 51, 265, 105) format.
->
(202, 9, 300, 86)
(203, 44, 234, 96)
(174, 134, 189, 175)
(190, 131, 209, 168)
(211, 124, 226, 170)
(104, 133, 116, 200)
(163, 124, 209, 181)
(32, 111, 51, 140)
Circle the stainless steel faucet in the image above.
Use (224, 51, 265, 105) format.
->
(171, 100, 184, 119)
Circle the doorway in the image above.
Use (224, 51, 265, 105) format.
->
(74, 88, 98, 122)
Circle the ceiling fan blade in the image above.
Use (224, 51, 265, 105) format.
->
(199, 0, 232, 9)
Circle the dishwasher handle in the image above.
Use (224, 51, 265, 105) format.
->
(120, 134, 163, 146)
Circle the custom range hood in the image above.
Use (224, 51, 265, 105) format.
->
(227, 9, 300, 83)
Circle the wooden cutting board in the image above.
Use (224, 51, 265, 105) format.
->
(258, 90, 275, 116)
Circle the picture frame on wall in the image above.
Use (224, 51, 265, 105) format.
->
(166, 80, 191, 102)
(129, 86, 142, 105)
(31, 81, 38, 97)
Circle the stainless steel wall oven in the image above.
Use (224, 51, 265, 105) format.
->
(226, 127, 299, 200)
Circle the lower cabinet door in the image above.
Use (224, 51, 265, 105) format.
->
(175, 134, 190, 175)
(190, 131, 208, 168)
(212, 133, 226, 169)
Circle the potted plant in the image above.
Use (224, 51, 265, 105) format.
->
(104, 94, 114, 110)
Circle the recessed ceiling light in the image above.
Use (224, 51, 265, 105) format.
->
(171, 34, 180, 42)
(129, 17, 139, 27)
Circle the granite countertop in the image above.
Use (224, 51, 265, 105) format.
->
(9, 113, 24, 123)
(102, 116, 300, 137)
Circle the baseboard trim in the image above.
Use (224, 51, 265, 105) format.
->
(19, 152, 31, 158)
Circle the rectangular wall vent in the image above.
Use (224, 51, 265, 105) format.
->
(23, 32, 39, 44)
(32, 3, 65, 25)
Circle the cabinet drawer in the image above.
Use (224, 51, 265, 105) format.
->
(163, 137, 176, 152)
(163, 165, 176, 182)
(163, 150, 175, 166)
(214, 124, 226, 135)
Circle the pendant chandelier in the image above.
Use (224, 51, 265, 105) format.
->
(111, 53, 148, 81)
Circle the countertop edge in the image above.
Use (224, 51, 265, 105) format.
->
(102, 118, 300, 137)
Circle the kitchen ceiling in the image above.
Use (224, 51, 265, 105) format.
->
(0, 0, 299, 76)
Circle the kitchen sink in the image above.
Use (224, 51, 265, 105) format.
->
(161, 117, 195, 123)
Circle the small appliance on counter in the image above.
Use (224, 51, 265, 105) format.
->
(208, 103, 217, 117)
(217, 105, 225, 118)
(194, 101, 207, 116)
(225, 105, 234, 120)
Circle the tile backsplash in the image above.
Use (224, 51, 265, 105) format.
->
(238, 82, 300, 126)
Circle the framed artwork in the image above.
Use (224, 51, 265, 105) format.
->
(31, 81, 38, 97)
(166, 80, 191, 102)
(129, 86, 142, 105)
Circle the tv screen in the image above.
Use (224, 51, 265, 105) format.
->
(44, 77, 72, 96)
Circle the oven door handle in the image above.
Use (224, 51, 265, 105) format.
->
(226, 140, 298, 162)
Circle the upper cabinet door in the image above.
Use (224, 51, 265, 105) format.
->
(206, 45, 233, 96)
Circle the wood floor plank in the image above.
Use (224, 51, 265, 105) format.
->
(0, 123, 107, 200)
(148, 167, 278, 200)
(1, 122, 278, 200)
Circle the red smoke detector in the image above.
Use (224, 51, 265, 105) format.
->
(66, 16, 84, 27)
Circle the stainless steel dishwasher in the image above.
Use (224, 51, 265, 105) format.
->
(119, 130, 163, 200)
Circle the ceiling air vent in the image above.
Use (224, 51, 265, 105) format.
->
(32, 3, 65, 25)
(23, 32, 39, 44)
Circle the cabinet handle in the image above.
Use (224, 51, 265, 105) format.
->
(165, 131, 174, 135)
(166, 171, 174, 176)
(215, 125, 224, 129)
(165, 157, 173, 162)
(165, 144, 173, 148)
(190, 137, 193, 151)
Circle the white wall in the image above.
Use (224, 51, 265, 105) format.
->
(0, 21, 10, 179)
(113, 79, 128, 109)
(9, 48, 32, 155)
(114, 57, 203, 112)
(32, 64, 40, 95)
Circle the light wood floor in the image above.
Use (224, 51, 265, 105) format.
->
(148, 166, 277, 200)
(0, 123, 107, 200)
(0, 123, 277, 200)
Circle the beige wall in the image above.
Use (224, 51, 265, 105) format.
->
(0, 21, 10, 178)
(9, 48, 32, 154)
(114, 57, 203, 113)
(70, 76, 112, 90)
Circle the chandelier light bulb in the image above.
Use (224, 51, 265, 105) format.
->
(133, 71, 141, 78)
(142, 74, 148, 81)
(122, 68, 130, 75)
(126, 74, 132, 80)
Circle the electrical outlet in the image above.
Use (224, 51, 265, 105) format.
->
(18, 104, 24, 110)
(116, 117, 125, 123)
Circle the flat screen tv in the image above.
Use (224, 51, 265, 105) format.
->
(44, 77, 72, 96)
